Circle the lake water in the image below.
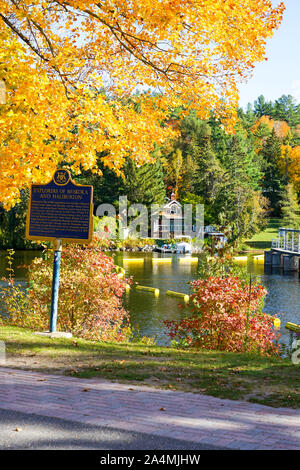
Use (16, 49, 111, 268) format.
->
(0, 250, 299, 346)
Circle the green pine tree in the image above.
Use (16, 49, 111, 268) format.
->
(75, 157, 125, 209)
(260, 129, 285, 216)
(254, 95, 274, 118)
(124, 158, 166, 206)
(191, 137, 224, 203)
(281, 184, 300, 228)
(0, 190, 38, 249)
(178, 116, 224, 203)
(273, 95, 298, 127)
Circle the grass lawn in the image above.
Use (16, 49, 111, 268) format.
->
(245, 218, 282, 251)
(1, 325, 300, 409)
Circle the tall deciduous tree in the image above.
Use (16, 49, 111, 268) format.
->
(286, 146, 300, 194)
(0, 0, 284, 207)
(164, 148, 184, 198)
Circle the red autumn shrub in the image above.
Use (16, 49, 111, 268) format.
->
(3, 245, 130, 342)
(164, 276, 280, 356)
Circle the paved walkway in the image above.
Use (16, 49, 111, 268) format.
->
(0, 367, 299, 450)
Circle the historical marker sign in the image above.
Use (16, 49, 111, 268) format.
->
(26, 169, 93, 244)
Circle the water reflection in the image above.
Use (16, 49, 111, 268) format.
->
(249, 265, 300, 346)
(1, 250, 300, 346)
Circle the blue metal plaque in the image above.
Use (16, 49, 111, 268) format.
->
(26, 170, 93, 243)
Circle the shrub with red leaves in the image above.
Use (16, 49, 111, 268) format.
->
(8, 245, 130, 342)
(164, 276, 280, 356)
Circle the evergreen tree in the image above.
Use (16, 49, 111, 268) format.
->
(260, 129, 285, 216)
(0, 190, 38, 249)
(124, 159, 166, 206)
(208, 116, 229, 164)
(281, 184, 300, 228)
(226, 127, 262, 190)
(178, 116, 224, 203)
(254, 95, 274, 117)
(212, 129, 266, 241)
(76, 158, 125, 210)
(273, 95, 299, 127)
(237, 104, 256, 130)
(191, 137, 224, 203)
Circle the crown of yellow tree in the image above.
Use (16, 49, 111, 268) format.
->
(0, 0, 285, 207)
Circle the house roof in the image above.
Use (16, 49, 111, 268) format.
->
(164, 199, 182, 209)
(152, 199, 182, 216)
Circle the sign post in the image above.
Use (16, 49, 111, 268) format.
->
(49, 239, 62, 333)
(26, 169, 93, 334)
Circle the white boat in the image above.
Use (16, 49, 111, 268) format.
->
(154, 241, 192, 254)
(175, 242, 192, 254)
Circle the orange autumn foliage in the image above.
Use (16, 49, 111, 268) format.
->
(288, 146, 300, 193)
(252, 117, 290, 139)
(0, 0, 285, 207)
(258, 116, 275, 132)
(274, 120, 290, 139)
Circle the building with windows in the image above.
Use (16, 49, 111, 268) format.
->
(152, 193, 189, 239)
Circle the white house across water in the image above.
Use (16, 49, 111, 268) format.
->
(152, 193, 186, 239)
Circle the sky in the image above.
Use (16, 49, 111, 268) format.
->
(238, 0, 300, 109)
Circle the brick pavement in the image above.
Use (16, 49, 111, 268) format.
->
(0, 367, 299, 450)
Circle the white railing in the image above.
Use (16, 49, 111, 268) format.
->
(272, 238, 300, 253)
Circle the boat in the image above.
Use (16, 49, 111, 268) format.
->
(153, 241, 192, 254)
(175, 241, 192, 254)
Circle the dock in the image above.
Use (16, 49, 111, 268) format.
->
(264, 228, 300, 271)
